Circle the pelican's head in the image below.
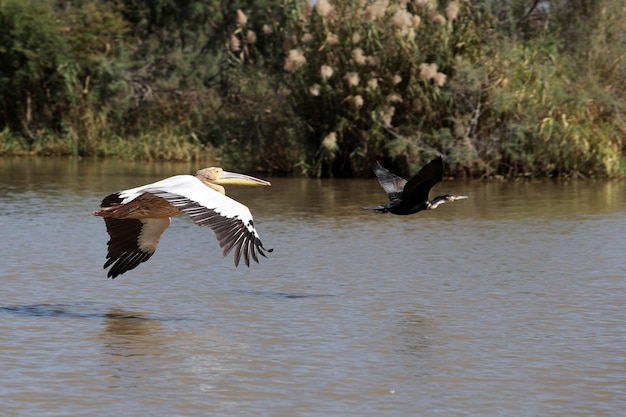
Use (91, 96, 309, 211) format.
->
(428, 194, 468, 209)
(196, 167, 271, 194)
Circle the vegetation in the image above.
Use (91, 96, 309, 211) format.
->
(0, 0, 624, 177)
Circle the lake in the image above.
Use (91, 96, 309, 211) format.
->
(1, 157, 625, 416)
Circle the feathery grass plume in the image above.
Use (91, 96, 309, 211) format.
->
(367, 78, 379, 90)
(445, 2, 459, 22)
(387, 93, 403, 103)
(284, 49, 307, 72)
(379, 105, 395, 128)
(430, 13, 446, 26)
(392, 74, 402, 85)
(415, 0, 436, 10)
(320, 65, 334, 79)
(236, 9, 248, 26)
(262, 24, 273, 35)
(351, 32, 361, 44)
(302, 32, 314, 43)
(345, 72, 360, 87)
(365, 0, 389, 21)
(391, 8, 412, 28)
(246, 30, 257, 45)
(326, 32, 340, 46)
(402, 27, 416, 40)
(315, 0, 334, 17)
(354, 95, 364, 108)
(322, 132, 339, 153)
(310, 83, 321, 96)
(230, 35, 241, 52)
(353, 48, 367, 65)
(366, 56, 380, 66)
(433, 72, 447, 87)
(412, 14, 422, 28)
(419, 62, 438, 80)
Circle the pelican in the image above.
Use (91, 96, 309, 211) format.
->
(364, 156, 467, 215)
(93, 167, 272, 279)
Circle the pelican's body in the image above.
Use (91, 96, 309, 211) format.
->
(364, 156, 467, 215)
(94, 168, 272, 279)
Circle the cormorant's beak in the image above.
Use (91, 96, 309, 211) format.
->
(215, 171, 271, 187)
(450, 195, 468, 201)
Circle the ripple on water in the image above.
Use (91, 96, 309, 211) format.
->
(1, 160, 626, 416)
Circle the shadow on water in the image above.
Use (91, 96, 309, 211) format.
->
(0, 303, 188, 322)
(394, 310, 434, 357)
(233, 290, 335, 300)
(100, 308, 169, 362)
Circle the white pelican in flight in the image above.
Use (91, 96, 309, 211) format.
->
(93, 167, 272, 279)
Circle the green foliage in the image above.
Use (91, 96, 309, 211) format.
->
(482, 8, 626, 177)
(57, 2, 134, 154)
(0, 0, 68, 137)
(0, 0, 625, 178)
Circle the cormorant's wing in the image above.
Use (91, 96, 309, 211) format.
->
(371, 161, 407, 201)
(402, 156, 444, 203)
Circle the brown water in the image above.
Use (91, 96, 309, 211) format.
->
(1, 157, 625, 416)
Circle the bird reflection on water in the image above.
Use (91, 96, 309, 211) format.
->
(102, 309, 163, 357)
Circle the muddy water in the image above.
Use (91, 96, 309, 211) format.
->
(1, 158, 625, 416)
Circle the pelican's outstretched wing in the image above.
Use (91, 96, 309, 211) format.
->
(97, 175, 271, 278)
(371, 161, 407, 202)
(131, 175, 271, 267)
(103, 217, 170, 279)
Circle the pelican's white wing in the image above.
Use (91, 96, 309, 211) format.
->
(116, 175, 197, 203)
(134, 175, 271, 267)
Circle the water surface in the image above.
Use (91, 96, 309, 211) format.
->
(1, 158, 625, 416)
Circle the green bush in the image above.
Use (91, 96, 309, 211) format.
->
(259, 0, 488, 176)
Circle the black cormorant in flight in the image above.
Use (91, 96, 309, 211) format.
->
(364, 156, 467, 215)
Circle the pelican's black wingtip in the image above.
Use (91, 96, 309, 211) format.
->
(105, 266, 121, 279)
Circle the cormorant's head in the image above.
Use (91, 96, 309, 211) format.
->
(428, 194, 468, 209)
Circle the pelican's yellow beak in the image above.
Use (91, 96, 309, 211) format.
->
(215, 171, 271, 187)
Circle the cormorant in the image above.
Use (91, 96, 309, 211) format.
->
(364, 156, 467, 215)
